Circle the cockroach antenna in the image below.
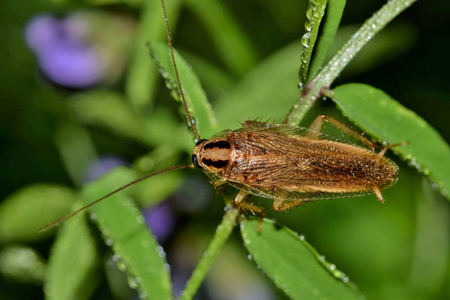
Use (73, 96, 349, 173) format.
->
(160, 0, 201, 142)
(38, 165, 194, 233)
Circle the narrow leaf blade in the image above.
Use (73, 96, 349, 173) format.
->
(46, 209, 100, 300)
(241, 219, 360, 299)
(149, 42, 217, 138)
(83, 167, 172, 299)
(299, 0, 328, 84)
(308, 0, 346, 81)
(0, 185, 76, 243)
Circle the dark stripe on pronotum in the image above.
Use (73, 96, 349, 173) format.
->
(203, 159, 229, 168)
(203, 141, 231, 150)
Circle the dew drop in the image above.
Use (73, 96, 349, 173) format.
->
(306, 7, 314, 20)
(301, 32, 311, 48)
(127, 276, 140, 289)
(247, 254, 253, 260)
(135, 215, 144, 224)
(313, 8, 321, 18)
(159, 68, 168, 78)
(139, 291, 148, 299)
(117, 260, 126, 271)
(112, 253, 120, 262)
(300, 53, 308, 64)
(105, 238, 114, 246)
(330, 264, 336, 271)
(299, 234, 305, 241)
(90, 213, 98, 221)
(156, 246, 167, 259)
(304, 20, 312, 32)
(164, 263, 171, 271)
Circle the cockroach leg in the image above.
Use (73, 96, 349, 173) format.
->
(373, 186, 385, 203)
(307, 115, 376, 149)
(212, 177, 228, 188)
(234, 190, 265, 215)
(257, 217, 263, 233)
(378, 147, 389, 158)
(378, 141, 409, 157)
(273, 198, 305, 211)
(306, 115, 326, 139)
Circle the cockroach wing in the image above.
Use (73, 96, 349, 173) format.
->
(225, 123, 397, 202)
(237, 121, 346, 144)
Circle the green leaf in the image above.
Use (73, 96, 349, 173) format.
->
(69, 90, 149, 144)
(333, 83, 450, 199)
(149, 42, 217, 138)
(69, 90, 191, 150)
(179, 50, 236, 91)
(83, 166, 172, 299)
(298, 0, 328, 85)
(55, 123, 97, 188)
(241, 218, 360, 299)
(0, 246, 46, 284)
(409, 178, 450, 296)
(46, 207, 100, 300)
(0, 185, 77, 243)
(308, 0, 346, 81)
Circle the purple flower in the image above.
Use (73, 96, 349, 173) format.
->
(25, 15, 61, 52)
(25, 14, 104, 88)
(143, 202, 175, 243)
(85, 156, 127, 183)
(38, 42, 103, 88)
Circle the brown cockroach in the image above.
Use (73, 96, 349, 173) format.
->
(39, 0, 400, 232)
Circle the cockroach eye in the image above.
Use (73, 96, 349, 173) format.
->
(192, 154, 201, 169)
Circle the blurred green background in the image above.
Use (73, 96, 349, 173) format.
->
(0, 0, 449, 299)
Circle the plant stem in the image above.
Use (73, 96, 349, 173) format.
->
(180, 207, 239, 300)
(287, 0, 418, 125)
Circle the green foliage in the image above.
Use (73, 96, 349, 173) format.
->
(0, 185, 77, 243)
(1, 0, 449, 299)
(46, 207, 99, 300)
(83, 167, 172, 299)
(241, 219, 360, 299)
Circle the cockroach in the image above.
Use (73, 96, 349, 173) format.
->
(39, 0, 401, 232)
